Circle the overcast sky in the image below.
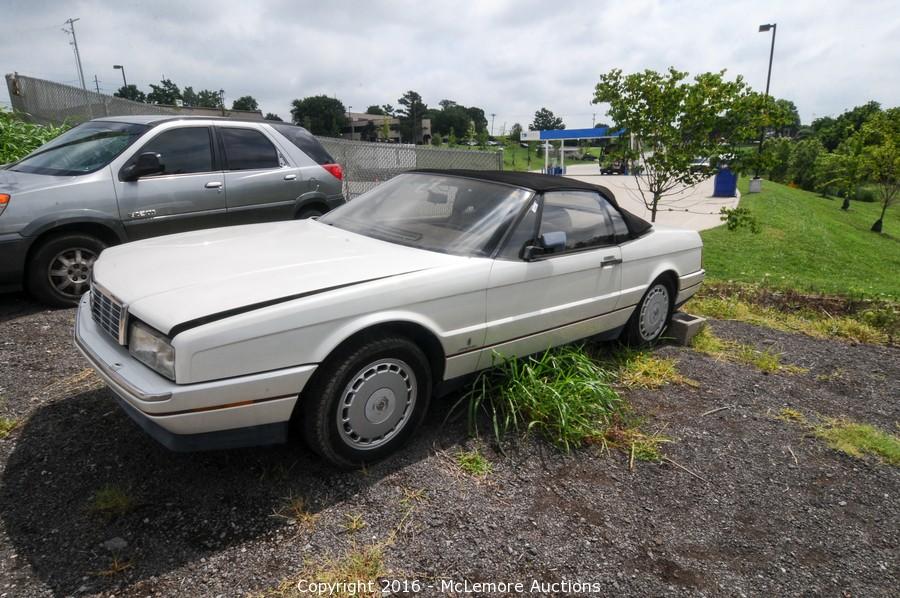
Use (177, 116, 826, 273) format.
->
(2, 0, 898, 130)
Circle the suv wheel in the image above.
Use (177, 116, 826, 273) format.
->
(27, 233, 106, 307)
(301, 336, 432, 469)
(296, 207, 324, 219)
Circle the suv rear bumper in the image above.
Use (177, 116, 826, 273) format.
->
(0, 233, 29, 291)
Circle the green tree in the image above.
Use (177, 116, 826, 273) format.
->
(773, 98, 801, 137)
(431, 104, 471, 137)
(530, 107, 564, 131)
(762, 137, 793, 182)
(448, 127, 457, 146)
(466, 106, 488, 133)
(508, 122, 523, 142)
(397, 90, 427, 143)
(381, 104, 396, 117)
(114, 84, 145, 103)
(438, 99, 457, 110)
(290, 95, 347, 136)
(812, 101, 882, 151)
(477, 128, 488, 148)
(790, 137, 824, 190)
(858, 112, 900, 232)
(195, 89, 222, 108)
(593, 67, 761, 222)
(231, 95, 259, 111)
(380, 116, 391, 141)
(147, 78, 181, 105)
(431, 133, 442, 146)
(264, 113, 283, 121)
(365, 105, 385, 115)
(181, 86, 198, 106)
(464, 120, 476, 144)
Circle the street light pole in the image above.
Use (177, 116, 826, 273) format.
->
(113, 64, 127, 89)
(753, 23, 777, 183)
(347, 106, 354, 140)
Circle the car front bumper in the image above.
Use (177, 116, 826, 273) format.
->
(74, 294, 317, 451)
(0, 232, 30, 291)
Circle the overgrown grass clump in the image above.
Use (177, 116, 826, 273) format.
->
(465, 347, 623, 451)
(606, 348, 698, 389)
(690, 327, 803, 374)
(0, 108, 69, 164)
(813, 419, 900, 465)
(87, 484, 136, 519)
(454, 448, 493, 477)
(0, 417, 18, 439)
(255, 544, 385, 598)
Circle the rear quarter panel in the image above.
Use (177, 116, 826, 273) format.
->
(618, 228, 703, 308)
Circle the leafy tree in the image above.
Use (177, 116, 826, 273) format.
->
(790, 137, 824, 190)
(508, 123, 523, 142)
(196, 89, 223, 108)
(858, 112, 900, 232)
(264, 113, 283, 121)
(773, 99, 801, 137)
(477, 128, 489, 148)
(361, 120, 377, 142)
(231, 95, 259, 111)
(431, 133, 442, 146)
(812, 101, 882, 151)
(290, 95, 348, 136)
(365, 105, 385, 115)
(181, 86, 198, 106)
(761, 137, 793, 182)
(448, 127, 457, 146)
(593, 67, 763, 222)
(381, 104, 396, 117)
(466, 106, 488, 133)
(431, 104, 471, 137)
(438, 99, 457, 110)
(464, 120, 476, 144)
(530, 107, 564, 131)
(147, 78, 181, 105)
(397, 91, 427, 143)
(114, 84, 145, 103)
(380, 116, 391, 141)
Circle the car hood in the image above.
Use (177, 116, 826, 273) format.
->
(92, 220, 463, 334)
(0, 167, 74, 195)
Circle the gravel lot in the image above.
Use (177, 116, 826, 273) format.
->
(0, 292, 898, 597)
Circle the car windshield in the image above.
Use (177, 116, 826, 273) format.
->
(10, 120, 149, 176)
(320, 173, 533, 257)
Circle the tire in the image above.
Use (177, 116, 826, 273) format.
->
(623, 278, 674, 346)
(300, 336, 432, 469)
(26, 233, 106, 307)
(296, 207, 324, 219)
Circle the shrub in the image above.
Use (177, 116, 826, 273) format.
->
(0, 108, 69, 164)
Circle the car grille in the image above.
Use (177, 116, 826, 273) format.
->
(90, 283, 127, 344)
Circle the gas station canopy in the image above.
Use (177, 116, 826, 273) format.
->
(520, 126, 626, 142)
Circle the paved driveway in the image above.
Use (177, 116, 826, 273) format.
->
(560, 164, 740, 231)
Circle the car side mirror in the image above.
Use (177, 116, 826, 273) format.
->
(522, 231, 567, 261)
(123, 152, 163, 181)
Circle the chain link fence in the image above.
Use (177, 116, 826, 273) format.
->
(318, 137, 502, 198)
(6, 73, 503, 197)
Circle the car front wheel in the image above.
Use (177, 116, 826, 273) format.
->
(623, 278, 673, 346)
(27, 233, 106, 307)
(300, 336, 432, 469)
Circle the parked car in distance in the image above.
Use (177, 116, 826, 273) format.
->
(75, 170, 704, 468)
(690, 157, 711, 174)
(0, 116, 344, 306)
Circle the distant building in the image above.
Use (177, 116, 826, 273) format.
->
(342, 112, 431, 144)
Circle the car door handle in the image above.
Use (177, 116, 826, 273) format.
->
(283, 174, 297, 181)
(601, 256, 622, 266)
(205, 181, 223, 189)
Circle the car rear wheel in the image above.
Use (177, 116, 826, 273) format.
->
(27, 233, 106, 307)
(300, 336, 432, 469)
(623, 278, 673, 346)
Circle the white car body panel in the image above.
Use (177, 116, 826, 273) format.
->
(75, 180, 705, 451)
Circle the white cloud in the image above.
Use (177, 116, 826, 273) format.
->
(1, 0, 898, 127)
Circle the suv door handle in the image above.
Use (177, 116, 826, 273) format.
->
(283, 174, 297, 181)
(601, 256, 622, 266)
(205, 181, 223, 189)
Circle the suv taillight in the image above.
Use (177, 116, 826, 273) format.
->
(322, 163, 343, 181)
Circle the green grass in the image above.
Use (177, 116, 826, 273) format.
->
(464, 346, 623, 451)
(87, 484, 136, 519)
(454, 449, 493, 477)
(1, 108, 69, 163)
(690, 327, 804, 374)
(0, 417, 18, 439)
(604, 347, 698, 389)
(701, 179, 900, 299)
(813, 419, 900, 465)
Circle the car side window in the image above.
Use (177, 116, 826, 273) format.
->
(130, 127, 213, 175)
(540, 191, 616, 251)
(220, 127, 279, 170)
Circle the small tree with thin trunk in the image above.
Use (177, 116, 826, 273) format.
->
(858, 112, 900, 232)
(592, 68, 766, 222)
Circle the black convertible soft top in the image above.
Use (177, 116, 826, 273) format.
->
(411, 169, 653, 238)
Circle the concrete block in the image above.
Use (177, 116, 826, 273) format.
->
(748, 177, 762, 193)
(669, 312, 707, 346)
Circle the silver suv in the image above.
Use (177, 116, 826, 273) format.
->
(0, 116, 345, 306)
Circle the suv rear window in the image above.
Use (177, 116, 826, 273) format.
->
(270, 123, 334, 165)
(220, 128, 280, 171)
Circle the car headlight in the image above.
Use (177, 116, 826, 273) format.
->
(129, 321, 176, 380)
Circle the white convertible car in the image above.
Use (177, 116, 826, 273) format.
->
(75, 170, 704, 467)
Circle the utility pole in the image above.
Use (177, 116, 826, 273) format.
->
(347, 106, 354, 140)
(62, 17, 86, 90)
(490, 113, 496, 137)
(93, 74, 101, 93)
(592, 113, 596, 127)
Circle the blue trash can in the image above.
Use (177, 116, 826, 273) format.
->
(713, 167, 737, 197)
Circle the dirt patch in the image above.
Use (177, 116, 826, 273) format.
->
(0, 294, 898, 597)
